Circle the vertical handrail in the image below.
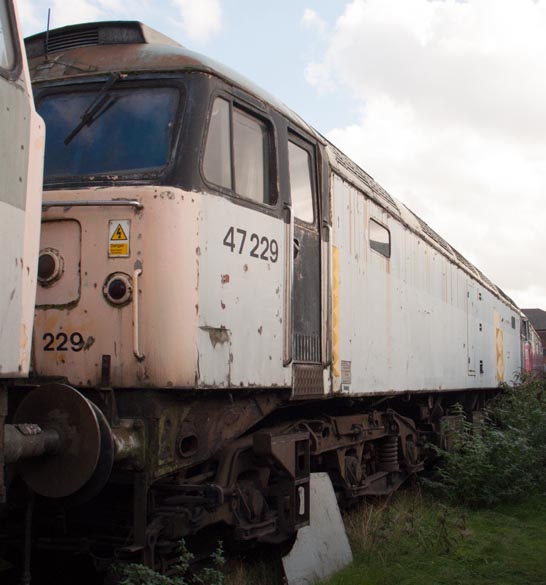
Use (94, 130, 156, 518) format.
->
(322, 222, 332, 366)
(283, 204, 293, 366)
(133, 268, 144, 360)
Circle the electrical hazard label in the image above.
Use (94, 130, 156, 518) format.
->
(112, 224, 128, 240)
(109, 220, 130, 257)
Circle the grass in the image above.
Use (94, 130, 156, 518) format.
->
(322, 490, 546, 585)
(225, 556, 284, 585)
(223, 489, 546, 584)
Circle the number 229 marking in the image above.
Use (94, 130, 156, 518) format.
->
(223, 226, 278, 263)
(43, 332, 85, 352)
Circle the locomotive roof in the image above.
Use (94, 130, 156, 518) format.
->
(25, 21, 518, 312)
(24, 21, 315, 138)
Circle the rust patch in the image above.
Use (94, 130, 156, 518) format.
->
(201, 327, 230, 348)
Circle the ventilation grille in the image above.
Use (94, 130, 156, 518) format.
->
(45, 27, 100, 53)
(293, 334, 321, 363)
(25, 22, 177, 60)
(333, 149, 399, 212)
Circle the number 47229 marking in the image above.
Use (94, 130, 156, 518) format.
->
(223, 226, 279, 263)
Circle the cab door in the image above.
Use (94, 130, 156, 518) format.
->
(287, 133, 323, 396)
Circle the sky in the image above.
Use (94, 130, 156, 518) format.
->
(16, 0, 546, 310)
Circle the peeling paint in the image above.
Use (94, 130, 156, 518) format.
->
(83, 336, 95, 351)
(201, 326, 230, 348)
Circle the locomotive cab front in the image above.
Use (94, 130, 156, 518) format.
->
(29, 26, 306, 394)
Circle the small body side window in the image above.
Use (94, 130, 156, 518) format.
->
(369, 219, 390, 258)
(0, 0, 16, 72)
(203, 96, 274, 206)
(288, 140, 314, 223)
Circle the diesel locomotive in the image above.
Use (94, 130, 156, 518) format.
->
(1, 17, 542, 579)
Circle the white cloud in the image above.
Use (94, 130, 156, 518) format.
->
(18, 0, 146, 36)
(170, 0, 221, 42)
(16, 0, 42, 34)
(308, 0, 546, 309)
(302, 8, 328, 34)
(50, 0, 105, 28)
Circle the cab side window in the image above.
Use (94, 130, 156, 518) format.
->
(0, 0, 16, 72)
(203, 97, 231, 189)
(203, 96, 274, 206)
(288, 139, 314, 223)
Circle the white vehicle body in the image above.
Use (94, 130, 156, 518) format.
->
(34, 187, 290, 390)
(328, 150, 523, 395)
(0, 0, 44, 377)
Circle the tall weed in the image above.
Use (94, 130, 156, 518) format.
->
(427, 374, 546, 507)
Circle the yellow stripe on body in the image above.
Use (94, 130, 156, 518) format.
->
(332, 246, 340, 377)
(494, 311, 505, 382)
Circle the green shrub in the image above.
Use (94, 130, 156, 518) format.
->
(114, 540, 225, 585)
(426, 374, 546, 507)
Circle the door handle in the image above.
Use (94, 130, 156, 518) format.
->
(293, 238, 300, 259)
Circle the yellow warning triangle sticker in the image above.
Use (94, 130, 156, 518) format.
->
(112, 224, 128, 241)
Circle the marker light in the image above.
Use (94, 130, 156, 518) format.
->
(103, 272, 132, 306)
(38, 248, 64, 286)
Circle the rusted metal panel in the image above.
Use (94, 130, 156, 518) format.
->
(292, 364, 323, 398)
(33, 186, 199, 389)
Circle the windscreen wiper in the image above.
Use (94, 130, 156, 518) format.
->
(63, 72, 121, 146)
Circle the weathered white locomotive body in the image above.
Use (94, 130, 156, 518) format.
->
(29, 23, 524, 397)
(35, 167, 524, 393)
(329, 162, 523, 394)
(1, 19, 541, 580)
(36, 184, 290, 391)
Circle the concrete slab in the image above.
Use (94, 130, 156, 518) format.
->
(282, 472, 353, 585)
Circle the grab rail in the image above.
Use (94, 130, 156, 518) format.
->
(132, 268, 144, 360)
